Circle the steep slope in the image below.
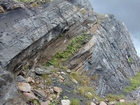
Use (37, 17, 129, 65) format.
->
(0, 0, 139, 104)
(65, 14, 140, 95)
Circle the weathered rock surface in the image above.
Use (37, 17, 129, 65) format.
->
(65, 14, 140, 95)
(0, 0, 139, 104)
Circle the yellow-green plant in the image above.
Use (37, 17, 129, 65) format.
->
(124, 72, 140, 93)
(46, 32, 88, 67)
(17, 0, 35, 3)
(116, 102, 136, 105)
(106, 94, 124, 101)
(70, 98, 80, 105)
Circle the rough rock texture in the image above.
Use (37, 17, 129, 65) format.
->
(65, 14, 140, 95)
(0, 0, 139, 104)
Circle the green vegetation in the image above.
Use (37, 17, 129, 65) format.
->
(77, 86, 97, 100)
(70, 98, 80, 105)
(59, 34, 64, 37)
(70, 71, 90, 86)
(46, 33, 88, 67)
(17, 0, 35, 3)
(116, 102, 136, 105)
(128, 57, 133, 64)
(17, 0, 52, 3)
(106, 94, 124, 101)
(124, 72, 140, 93)
(70, 71, 96, 100)
(28, 99, 40, 105)
(42, 74, 52, 90)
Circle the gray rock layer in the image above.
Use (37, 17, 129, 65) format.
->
(66, 14, 140, 95)
(0, 0, 139, 104)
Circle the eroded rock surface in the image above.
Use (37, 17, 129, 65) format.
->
(65, 14, 140, 95)
(0, 0, 139, 104)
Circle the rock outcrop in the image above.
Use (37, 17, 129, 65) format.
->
(0, 0, 139, 104)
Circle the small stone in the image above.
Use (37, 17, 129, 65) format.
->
(59, 75, 65, 81)
(100, 101, 107, 105)
(41, 100, 50, 105)
(61, 99, 70, 105)
(49, 88, 54, 94)
(53, 73, 59, 77)
(0, 6, 5, 13)
(91, 102, 96, 105)
(119, 99, 125, 102)
(57, 72, 61, 75)
(61, 72, 66, 75)
(87, 92, 92, 96)
(36, 81, 40, 84)
(16, 75, 27, 82)
(59, 79, 64, 83)
(23, 91, 38, 101)
(53, 87, 62, 93)
(33, 89, 47, 97)
(26, 77, 35, 83)
(108, 101, 116, 105)
(71, 78, 78, 84)
(66, 69, 71, 73)
(35, 67, 50, 75)
(18, 82, 31, 92)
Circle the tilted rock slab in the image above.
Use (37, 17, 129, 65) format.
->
(65, 14, 140, 95)
(0, 0, 139, 104)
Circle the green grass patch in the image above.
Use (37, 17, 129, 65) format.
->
(46, 33, 88, 67)
(70, 71, 90, 86)
(70, 98, 80, 105)
(77, 86, 98, 100)
(17, 0, 35, 3)
(128, 57, 133, 64)
(106, 94, 124, 101)
(124, 72, 140, 93)
(116, 102, 136, 105)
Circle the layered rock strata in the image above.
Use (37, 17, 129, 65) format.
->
(0, 0, 139, 104)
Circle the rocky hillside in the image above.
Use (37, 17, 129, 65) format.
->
(0, 0, 140, 104)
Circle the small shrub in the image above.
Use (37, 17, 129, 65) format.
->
(77, 86, 97, 100)
(128, 57, 133, 64)
(70, 71, 80, 81)
(124, 72, 140, 93)
(17, 0, 35, 3)
(59, 34, 63, 37)
(70, 98, 80, 105)
(116, 102, 136, 105)
(90, 74, 99, 81)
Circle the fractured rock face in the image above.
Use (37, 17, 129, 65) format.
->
(66, 14, 140, 95)
(0, 0, 139, 104)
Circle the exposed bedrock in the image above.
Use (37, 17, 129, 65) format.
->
(0, 0, 139, 104)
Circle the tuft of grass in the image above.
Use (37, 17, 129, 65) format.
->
(124, 72, 140, 93)
(46, 33, 88, 67)
(70, 98, 80, 105)
(70, 72, 90, 86)
(90, 74, 99, 81)
(106, 94, 124, 101)
(128, 57, 133, 64)
(17, 0, 35, 3)
(59, 34, 64, 37)
(27, 99, 40, 105)
(116, 102, 136, 105)
(70, 71, 81, 82)
(77, 86, 97, 100)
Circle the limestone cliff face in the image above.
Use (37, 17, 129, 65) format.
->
(0, 0, 139, 104)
